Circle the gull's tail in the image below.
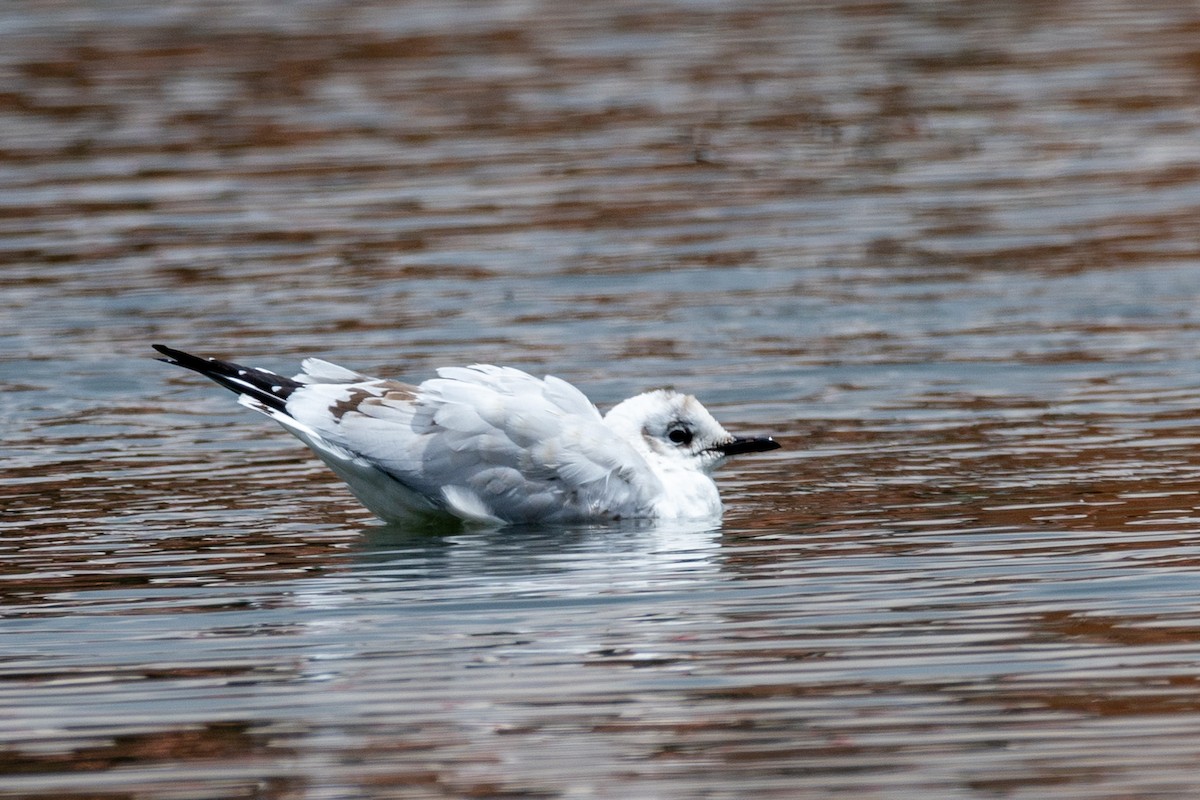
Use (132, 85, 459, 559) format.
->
(152, 344, 301, 413)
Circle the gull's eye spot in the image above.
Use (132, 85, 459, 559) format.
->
(667, 426, 693, 446)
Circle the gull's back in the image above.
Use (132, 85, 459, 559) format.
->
(268, 359, 662, 524)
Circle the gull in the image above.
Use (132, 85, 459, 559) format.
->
(153, 344, 780, 525)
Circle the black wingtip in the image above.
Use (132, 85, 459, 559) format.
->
(152, 343, 222, 374)
(152, 343, 300, 412)
(152, 343, 182, 364)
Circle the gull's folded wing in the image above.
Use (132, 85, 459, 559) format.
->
(282, 364, 661, 523)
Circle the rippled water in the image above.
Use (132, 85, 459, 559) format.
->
(6, 0, 1200, 797)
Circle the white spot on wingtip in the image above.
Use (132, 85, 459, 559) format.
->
(237, 369, 247, 376)
(271, 385, 283, 393)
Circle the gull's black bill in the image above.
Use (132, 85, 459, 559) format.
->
(712, 436, 781, 457)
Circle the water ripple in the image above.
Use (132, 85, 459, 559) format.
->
(6, 0, 1200, 797)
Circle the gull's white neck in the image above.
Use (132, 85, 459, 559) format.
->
(642, 454, 723, 518)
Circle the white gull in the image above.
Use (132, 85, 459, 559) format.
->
(154, 344, 779, 526)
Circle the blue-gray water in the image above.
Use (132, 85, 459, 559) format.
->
(6, 1, 1200, 797)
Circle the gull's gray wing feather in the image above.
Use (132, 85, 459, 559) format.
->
(279, 363, 660, 523)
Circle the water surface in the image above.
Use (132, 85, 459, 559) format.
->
(5, 1, 1200, 797)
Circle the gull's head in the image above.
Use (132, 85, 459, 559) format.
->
(604, 390, 780, 474)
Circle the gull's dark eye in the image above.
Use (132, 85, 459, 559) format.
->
(667, 426, 693, 446)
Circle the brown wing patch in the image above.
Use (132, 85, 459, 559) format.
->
(329, 381, 418, 420)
